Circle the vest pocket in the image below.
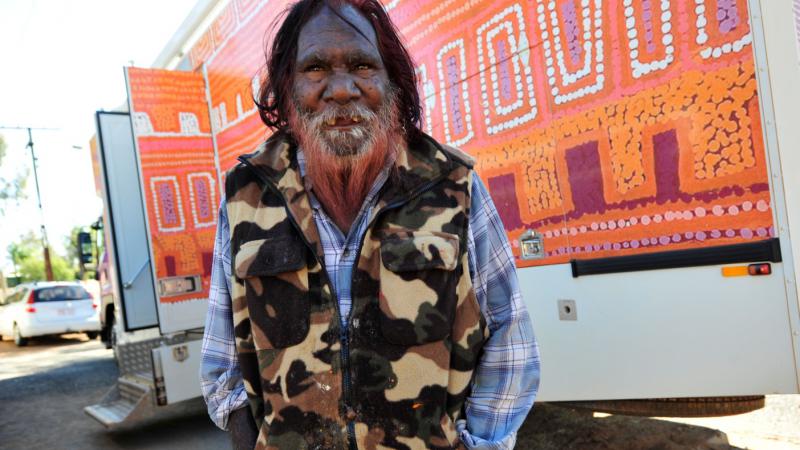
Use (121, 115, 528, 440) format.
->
(234, 238, 310, 349)
(378, 231, 460, 346)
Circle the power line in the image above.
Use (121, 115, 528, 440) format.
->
(0, 126, 58, 131)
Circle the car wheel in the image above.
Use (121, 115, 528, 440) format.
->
(86, 331, 99, 340)
(13, 323, 28, 347)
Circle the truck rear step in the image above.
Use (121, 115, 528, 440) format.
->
(84, 375, 153, 427)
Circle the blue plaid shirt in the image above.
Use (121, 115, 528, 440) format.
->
(200, 150, 540, 449)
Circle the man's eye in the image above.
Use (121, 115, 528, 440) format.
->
(305, 65, 324, 72)
(354, 63, 372, 71)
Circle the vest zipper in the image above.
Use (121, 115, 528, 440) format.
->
(239, 158, 356, 446)
(242, 156, 454, 449)
(342, 172, 450, 448)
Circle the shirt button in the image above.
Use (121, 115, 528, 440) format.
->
(343, 248, 351, 257)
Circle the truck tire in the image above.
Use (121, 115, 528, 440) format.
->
(13, 323, 28, 347)
(554, 396, 765, 418)
(105, 314, 115, 350)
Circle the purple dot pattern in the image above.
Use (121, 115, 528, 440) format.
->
(717, 0, 740, 34)
(158, 182, 178, 226)
(193, 177, 212, 220)
(497, 40, 513, 101)
(445, 56, 465, 135)
(642, 0, 657, 53)
(546, 224, 771, 258)
(561, 0, 582, 66)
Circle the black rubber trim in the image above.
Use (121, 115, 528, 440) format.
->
(570, 238, 782, 277)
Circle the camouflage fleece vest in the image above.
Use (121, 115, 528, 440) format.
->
(225, 132, 487, 450)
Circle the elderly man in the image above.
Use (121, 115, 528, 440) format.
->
(200, 0, 539, 448)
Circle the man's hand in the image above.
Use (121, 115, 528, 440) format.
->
(228, 407, 258, 450)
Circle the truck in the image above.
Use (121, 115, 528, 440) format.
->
(85, 0, 800, 427)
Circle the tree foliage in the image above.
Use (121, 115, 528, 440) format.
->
(8, 231, 76, 282)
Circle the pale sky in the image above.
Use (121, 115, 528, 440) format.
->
(0, 0, 197, 272)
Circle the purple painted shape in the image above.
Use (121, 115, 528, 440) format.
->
(717, 0, 740, 33)
(565, 141, 607, 215)
(446, 55, 465, 135)
(157, 182, 178, 226)
(561, 0, 582, 66)
(487, 173, 524, 230)
(164, 255, 177, 277)
(202, 251, 213, 277)
(642, 0, 657, 53)
(497, 40, 513, 101)
(193, 177, 212, 221)
(653, 129, 680, 203)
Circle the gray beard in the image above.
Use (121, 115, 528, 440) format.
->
(291, 87, 400, 158)
(293, 102, 378, 157)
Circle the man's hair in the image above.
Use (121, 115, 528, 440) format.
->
(255, 0, 422, 139)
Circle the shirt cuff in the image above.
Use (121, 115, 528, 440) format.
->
(213, 384, 249, 430)
(456, 420, 517, 450)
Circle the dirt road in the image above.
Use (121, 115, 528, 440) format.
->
(1, 334, 798, 449)
(0, 334, 228, 450)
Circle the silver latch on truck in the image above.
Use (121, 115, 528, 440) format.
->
(519, 229, 545, 260)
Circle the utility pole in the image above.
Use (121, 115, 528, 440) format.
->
(0, 125, 58, 281)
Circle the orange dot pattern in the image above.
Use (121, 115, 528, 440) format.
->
(176, 0, 775, 268)
(126, 68, 218, 304)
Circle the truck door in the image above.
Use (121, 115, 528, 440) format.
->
(124, 67, 220, 335)
(96, 111, 158, 331)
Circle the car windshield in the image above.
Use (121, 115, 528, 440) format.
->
(34, 286, 91, 302)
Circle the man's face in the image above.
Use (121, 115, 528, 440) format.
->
(292, 5, 392, 157)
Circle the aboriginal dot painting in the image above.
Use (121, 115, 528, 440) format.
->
(187, 0, 774, 268)
(126, 67, 218, 303)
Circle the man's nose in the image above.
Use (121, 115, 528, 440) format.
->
(323, 72, 360, 105)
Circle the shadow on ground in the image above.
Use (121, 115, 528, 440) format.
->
(0, 333, 91, 354)
(518, 403, 739, 450)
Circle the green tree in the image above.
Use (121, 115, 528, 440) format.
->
(8, 232, 76, 282)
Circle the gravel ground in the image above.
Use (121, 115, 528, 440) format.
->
(1, 334, 798, 449)
(659, 396, 800, 450)
(0, 334, 227, 450)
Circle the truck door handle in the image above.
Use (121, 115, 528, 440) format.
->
(123, 260, 150, 289)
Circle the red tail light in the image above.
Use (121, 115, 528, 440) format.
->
(25, 290, 36, 313)
(90, 292, 98, 309)
(748, 263, 772, 276)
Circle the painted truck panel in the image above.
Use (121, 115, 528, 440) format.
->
(125, 68, 218, 334)
(100, 0, 797, 401)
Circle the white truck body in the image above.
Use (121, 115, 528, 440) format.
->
(85, 0, 800, 427)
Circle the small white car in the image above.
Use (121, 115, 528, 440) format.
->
(0, 282, 101, 346)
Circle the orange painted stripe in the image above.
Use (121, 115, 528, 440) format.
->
(721, 266, 749, 277)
